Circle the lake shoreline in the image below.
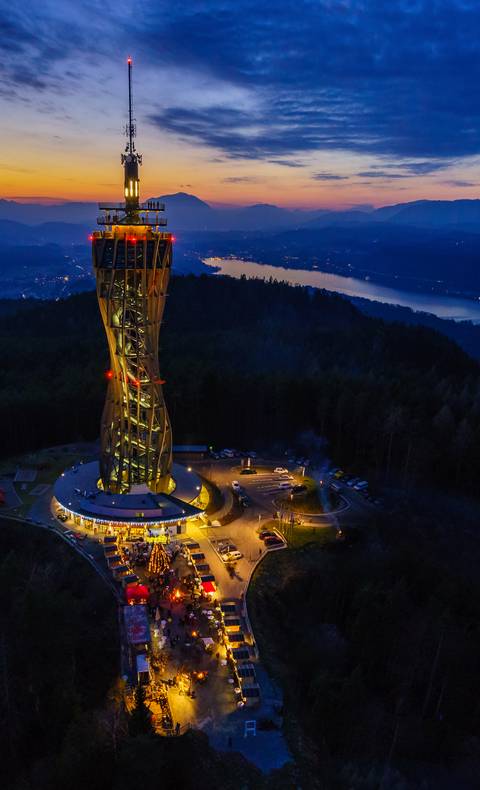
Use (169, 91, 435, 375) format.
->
(203, 257, 480, 324)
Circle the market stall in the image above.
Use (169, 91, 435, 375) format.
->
(123, 604, 151, 646)
(125, 582, 150, 605)
(201, 580, 216, 595)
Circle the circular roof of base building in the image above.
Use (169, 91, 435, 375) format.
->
(53, 460, 204, 525)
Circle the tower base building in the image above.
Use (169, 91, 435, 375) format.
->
(53, 460, 206, 539)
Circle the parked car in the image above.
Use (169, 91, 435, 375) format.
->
(292, 484, 307, 494)
(274, 467, 288, 474)
(218, 542, 237, 554)
(239, 495, 251, 507)
(240, 468, 257, 475)
(222, 449, 235, 458)
(258, 531, 277, 540)
(354, 480, 369, 491)
(56, 512, 68, 522)
(223, 550, 243, 562)
(231, 480, 241, 492)
(264, 536, 284, 547)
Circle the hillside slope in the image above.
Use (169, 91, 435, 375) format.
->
(1, 275, 479, 495)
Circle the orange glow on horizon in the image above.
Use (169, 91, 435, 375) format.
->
(2, 150, 479, 210)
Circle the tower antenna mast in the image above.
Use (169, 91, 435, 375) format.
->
(127, 56, 135, 153)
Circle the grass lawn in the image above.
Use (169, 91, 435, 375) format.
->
(275, 476, 332, 515)
(202, 476, 224, 514)
(0, 446, 96, 518)
(260, 518, 337, 549)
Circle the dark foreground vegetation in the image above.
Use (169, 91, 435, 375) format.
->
(248, 500, 480, 789)
(1, 274, 480, 494)
(0, 520, 118, 787)
(0, 520, 292, 790)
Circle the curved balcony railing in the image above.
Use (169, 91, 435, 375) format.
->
(96, 215, 167, 226)
(98, 201, 165, 211)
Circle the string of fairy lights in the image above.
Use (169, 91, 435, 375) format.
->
(148, 543, 169, 576)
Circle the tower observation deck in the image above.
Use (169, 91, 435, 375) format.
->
(92, 58, 173, 494)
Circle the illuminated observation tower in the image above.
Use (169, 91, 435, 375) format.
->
(93, 57, 172, 494)
(53, 59, 205, 536)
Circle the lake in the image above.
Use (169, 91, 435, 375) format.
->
(203, 257, 480, 324)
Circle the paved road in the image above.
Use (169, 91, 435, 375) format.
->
(197, 457, 377, 532)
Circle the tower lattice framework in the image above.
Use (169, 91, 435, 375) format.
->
(92, 58, 173, 493)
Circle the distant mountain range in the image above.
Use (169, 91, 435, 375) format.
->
(2, 193, 480, 301)
(2, 193, 480, 233)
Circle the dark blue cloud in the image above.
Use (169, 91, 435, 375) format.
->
(312, 172, 349, 181)
(143, 1, 480, 163)
(367, 161, 453, 176)
(394, 161, 452, 176)
(3, 0, 480, 172)
(222, 176, 260, 183)
(443, 179, 477, 187)
(356, 171, 409, 179)
(268, 159, 304, 168)
(0, 3, 118, 95)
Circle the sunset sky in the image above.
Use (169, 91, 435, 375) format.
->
(2, 1, 480, 208)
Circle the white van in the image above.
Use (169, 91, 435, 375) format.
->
(136, 653, 150, 685)
(354, 480, 369, 491)
(223, 550, 243, 562)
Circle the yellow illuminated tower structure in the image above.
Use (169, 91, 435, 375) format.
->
(92, 58, 173, 494)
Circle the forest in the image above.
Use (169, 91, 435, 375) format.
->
(1, 274, 480, 495)
(248, 496, 480, 788)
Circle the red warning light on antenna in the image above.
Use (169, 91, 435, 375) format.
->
(127, 56, 132, 64)
(88, 234, 93, 241)
(171, 235, 177, 243)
